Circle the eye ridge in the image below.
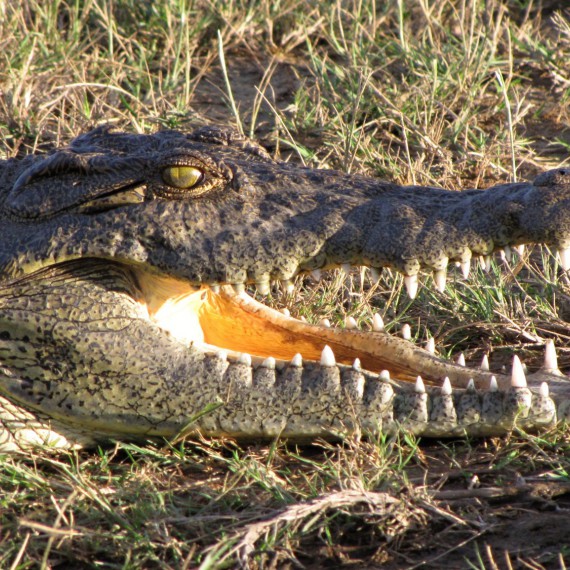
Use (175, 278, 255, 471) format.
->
(161, 165, 205, 189)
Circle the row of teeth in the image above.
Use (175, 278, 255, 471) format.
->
(217, 338, 559, 397)
(234, 305, 559, 375)
(209, 246, 570, 300)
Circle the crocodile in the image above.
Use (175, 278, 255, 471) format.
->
(0, 125, 569, 451)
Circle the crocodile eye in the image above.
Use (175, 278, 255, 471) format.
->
(161, 165, 204, 189)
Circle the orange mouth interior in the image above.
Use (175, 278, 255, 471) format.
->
(134, 270, 470, 385)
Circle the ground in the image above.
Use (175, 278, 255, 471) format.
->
(1, 1, 570, 568)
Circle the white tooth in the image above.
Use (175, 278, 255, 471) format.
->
(544, 339, 558, 371)
(352, 358, 361, 371)
(511, 355, 527, 388)
(232, 283, 245, 294)
(480, 256, 491, 272)
(467, 378, 476, 392)
(300, 316, 307, 322)
(415, 376, 426, 393)
(434, 269, 447, 292)
(379, 369, 390, 381)
(539, 382, 549, 398)
(404, 274, 419, 299)
(425, 337, 435, 354)
(291, 353, 303, 367)
(320, 345, 336, 367)
(238, 353, 252, 366)
(456, 353, 466, 367)
(559, 247, 570, 271)
(281, 308, 291, 317)
(515, 244, 525, 256)
(345, 316, 357, 329)
(372, 313, 385, 332)
(256, 280, 271, 295)
(460, 258, 471, 279)
(501, 246, 512, 262)
(441, 377, 452, 395)
(370, 267, 381, 283)
(489, 376, 498, 392)
(401, 324, 411, 340)
(319, 318, 331, 328)
(341, 263, 351, 276)
(210, 284, 221, 294)
(311, 269, 322, 280)
(281, 279, 295, 294)
(216, 350, 228, 362)
(261, 356, 275, 369)
(481, 354, 490, 371)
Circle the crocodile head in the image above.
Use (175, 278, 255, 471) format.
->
(1, 126, 569, 450)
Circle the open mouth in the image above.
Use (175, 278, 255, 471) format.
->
(133, 268, 486, 389)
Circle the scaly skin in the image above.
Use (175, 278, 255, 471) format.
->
(0, 126, 569, 451)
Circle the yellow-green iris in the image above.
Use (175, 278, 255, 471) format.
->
(161, 165, 203, 189)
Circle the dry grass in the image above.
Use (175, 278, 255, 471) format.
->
(1, 0, 570, 568)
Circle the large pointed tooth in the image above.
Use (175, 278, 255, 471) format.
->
(341, 263, 351, 276)
(370, 267, 381, 283)
(300, 316, 307, 322)
(216, 350, 228, 362)
(539, 382, 549, 397)
(558, 247, 570, 271)
(232, 283, 245, 294)
(441, 377, 452, 396)
(379, 369, 391, 381)
(238, 353, 252, 366)
(415, 376, 426, 393)
(511, 355, 527, 388)
(489, 376, 498, 392)
(481, 354, 489, 371)
(544, 339, 558, 371)
(320, 345, 336, 367)
(480, 255, 491, 272)
(311, 268, 322, 280)
(280, 308, 291, 317)
(501, 246, 512, 262)
(460, 258, 471, 279)
(434, 269, 447, 292)
(425, 337, 435, 354)
(404, 274, 419, 299)
(261, 356, 276, 369)
(210, 284, 221, 294)
(515, 244, 525, 256)
(256, 280, 271, 295)
(372, 313, 384, 332)
(281, 279, 295, 294)
(345, 316, 357, 329)
(352, 358, 361, 371)
(319, 318, 331, 328)
(456, 353, 466, 367)
(401, 324, 411, 340)
(291, 353, 303, 367)
(467, 378, 476, 392)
